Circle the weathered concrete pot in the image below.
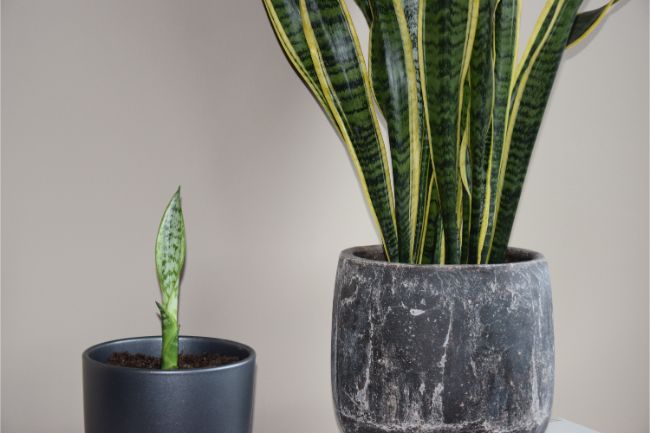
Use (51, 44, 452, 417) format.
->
(332, 246, 554, 433)
(83, 336, 255, 433)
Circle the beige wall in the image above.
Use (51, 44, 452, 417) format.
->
(2, 1, 647, 432)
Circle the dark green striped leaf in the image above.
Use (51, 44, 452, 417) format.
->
(490, 0, 583, 263)
(369, 0, 420, 262)
(419, 180, 442, 264)
(479, 0, 518, 263)
(401, 0, 434, 261)
(414, 143, 433, 259)
(467, 0, 493, 263)
(567, 0, 618, 47)
(420, 0, 479, 263)
(461, 186, 472, 263)
(511, 0, 561, 101)
(262, 0, 340, 133)
(301, 0, 400, 261)
(402, 0, 419, 43)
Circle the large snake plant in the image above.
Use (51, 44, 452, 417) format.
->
(263, 0, 618, 264)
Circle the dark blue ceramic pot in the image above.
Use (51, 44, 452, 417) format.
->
(83, 336, 255, 433)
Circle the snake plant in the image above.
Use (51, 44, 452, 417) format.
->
(155, 188, 186, 369)
(263, 0, 619, 264)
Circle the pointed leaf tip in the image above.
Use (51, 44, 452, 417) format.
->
(155, 189, 186, 300)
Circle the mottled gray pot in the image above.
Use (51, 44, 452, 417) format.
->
(332, 246, 554, 433)
(83, 336, 255, 433)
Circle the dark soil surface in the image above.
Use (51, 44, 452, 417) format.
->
(107, 352, 240, 369)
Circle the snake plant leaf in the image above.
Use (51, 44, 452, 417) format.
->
(566, 0, 618, 48)
(478, 0, 518, 263)
(155, 299, 179, 370)
(489, 0, 583, 263)
(414, 143, 433, 257)
(418, 179, 441, 264)
(300, 0, 399, 261)
(155, 188, 185, 370)
(487, 0, 561, 261)
(481, 0, 562, 263)
(400, 0, 434, 261)
(155, 188, 186, 300)
(402, 0, 419, 42)
(461, 186, 472, 263)
(262, 0, 342, 136)
(433, 217, 445, 263)
(466, 0, 494, 263)
(420, 0, 480, 263)
(459, 113, 472, 262)
(369, 0, 421, 262)
(510, 0, 561, 102)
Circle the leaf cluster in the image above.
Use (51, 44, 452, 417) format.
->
(263, 0, 618, 263)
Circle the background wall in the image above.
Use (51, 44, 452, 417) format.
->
(2, 1, 647, 432)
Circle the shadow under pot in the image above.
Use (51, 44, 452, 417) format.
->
(83, 336, 255, 433)
(332, 245, 554, 433)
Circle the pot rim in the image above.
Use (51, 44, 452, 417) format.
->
(341, 245, 545, 269)
(82, 335, 255, 375)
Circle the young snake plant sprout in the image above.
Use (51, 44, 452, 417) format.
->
(155, 188, 186, 370)
(263, 0, 620, 264)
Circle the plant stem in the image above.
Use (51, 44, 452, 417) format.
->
(161, 311, 179, 370)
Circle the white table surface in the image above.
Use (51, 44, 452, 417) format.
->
(547, 418, 598, 433)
